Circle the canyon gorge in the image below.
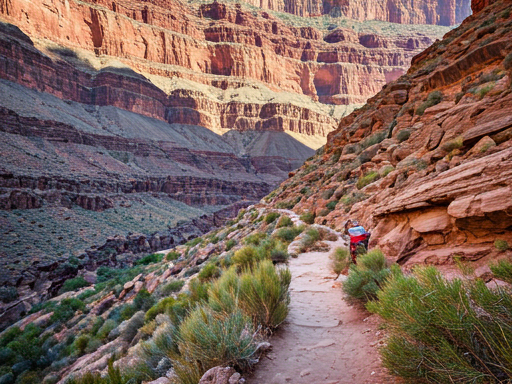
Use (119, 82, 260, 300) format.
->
(0, 0, 471, 329)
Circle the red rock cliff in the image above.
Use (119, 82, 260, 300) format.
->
(241, 0, 472, 25)
(0, 0, 450, 140)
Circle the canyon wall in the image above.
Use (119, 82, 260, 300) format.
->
(237, 0, 472, 25)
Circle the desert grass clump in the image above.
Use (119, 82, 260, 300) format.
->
(367, 266, 512, 383)
(161, 280, 185, 296)
(244, 232, 267, 246)
(396, 129, 411, 143)
(198, 263, 221, 282)
(265, 212, 280, 224)
(177, 306, 258, 374)
(343, 249, 390, 302)
(59, 276, 90, 294)
(239, 261, 291, 330)
(300, 211, 315, 224)
(208, 261, 291, 331)
(276, 216, 293, 228)
(356, 171, 380, 189)
(299, 228, 321, 252)
(441, 136, 463, 152)
(225, 239, 236, 251)
(490, 259, 512, 284)
(269, 241, 289, 264)
(330, 247, 351, 278)
(273, 225, 304, 243)
(166, 251, 180, 261)
(495, 239, 510, 251)
(232, 246, 264, 270)
(415, 90, 443, 115)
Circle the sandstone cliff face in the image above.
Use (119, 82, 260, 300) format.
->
(0, 0, 449, 132)
(241, 0, 471, 25)
(269, 0, 512, 271)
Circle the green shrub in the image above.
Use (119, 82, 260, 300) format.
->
(177, 306, 258, 373)
(441, 136, 463, 152)
(232, 246, 263, 270)
(330, 247, 351, 277)
(67, 358, 128, 384)
(238, 261, 291, 330)
(265, 212, 280, 224)
(186, 237, 202, 248)
(225, 239, 236, 251)
(77, 289, 96, 301)
(490, 259, 512, 284)
(244, 233, 267, 246)
(416, 90, 443, 115)
(50, 298, 86, 324)
(74, 334, 90, 355)
(273, 225, 304, 243)
(367, 266, 512, 383)
(331, 148, 342, 163)
(343, 249, 390, 302)
(317, 208, 330, 217)
(198, 263, 221, 282)
(477, 83, 495, 99)
(135, 253, 163, 266)
(494, 239, 510, 251)
(500, 8, 511, 19)
(161, 280, 185, 296)
(96, 319, 117, 340)
(300, 211, 315, 224)
(145, 297, 176, 323)
(299, 228, 321, 252)
(134, 289, 155, 312)
(208, 261, 291, 330)
(326, 200, 338, 211)
(269, 241, 289, 263)
(276, 216, 293, 228)
(396, 129, 411, 143)
(59, 276, 90, 294)
(380, 165, 395, 177)
(340, 192, 367, 212)
(166, 251, 180, 261)
(357, 171, 380, 189)
(361, 131, 386, 149)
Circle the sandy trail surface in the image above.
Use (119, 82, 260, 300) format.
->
(247, 234, 399, 384)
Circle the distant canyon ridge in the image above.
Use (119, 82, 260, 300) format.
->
(0, 0, 467, 321)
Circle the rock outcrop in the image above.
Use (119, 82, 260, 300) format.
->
(269, 0, 512, 271)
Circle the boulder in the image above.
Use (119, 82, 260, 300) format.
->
(199, 366, 244, 384)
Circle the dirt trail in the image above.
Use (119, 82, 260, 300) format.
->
(247, 231, 399, 384)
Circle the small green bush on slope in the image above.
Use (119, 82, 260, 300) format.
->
(342, 249, 390, 302)
(367, 266, 512, 383)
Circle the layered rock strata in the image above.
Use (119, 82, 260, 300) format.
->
(242, 0, 471, 24)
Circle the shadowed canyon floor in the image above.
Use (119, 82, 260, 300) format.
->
(248, 233, 398, 384)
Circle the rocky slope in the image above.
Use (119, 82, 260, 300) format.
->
(269, 0, 512, 272)
(241, 0, 472, 25)
(0, 206, 332, 384)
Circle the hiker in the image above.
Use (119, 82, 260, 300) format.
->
(347, 223, 370, 264)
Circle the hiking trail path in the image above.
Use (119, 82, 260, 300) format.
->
(246, 210, 400, 384)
